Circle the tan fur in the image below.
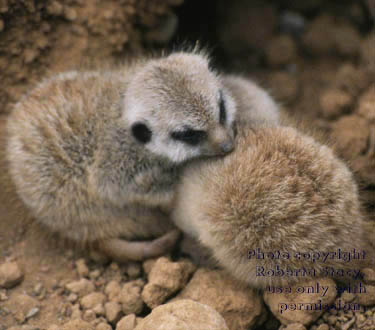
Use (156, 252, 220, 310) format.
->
(173, 124, 373, 288)
(5, 51, 237, 262)
(223, 75, 280, 125)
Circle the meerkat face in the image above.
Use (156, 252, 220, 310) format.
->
(123, 52, 237, 163)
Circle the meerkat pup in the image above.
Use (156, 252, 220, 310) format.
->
(173, 123, 373, 288)
(222, 75, 280, 126)
(176, 74, 281, 266)
(6, 51, 237, 262)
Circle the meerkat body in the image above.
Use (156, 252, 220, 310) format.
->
(173, 123, 372, 288)
(6, 52, 237, 261)
(222, 75, 280, 126)
(176, 74, 281, 266)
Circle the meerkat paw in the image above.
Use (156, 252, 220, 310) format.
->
(97, 229, 181, 262)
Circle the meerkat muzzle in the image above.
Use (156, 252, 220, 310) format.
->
(209, 127, 235, 155)
(219, 140, 234, 154)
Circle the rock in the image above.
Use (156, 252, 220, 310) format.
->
(105, 280, 121, 301)
(263, 278, 337, 325)
(357, 85, 375, 122)
(89, 269, 101, 280)
(96, 323, 112, 330)
(47, 1, 63, 16)
(320, 89, 353, 119)
(333, 23, 361, 57)
(356, 284, 375, 306)
(80, 292, 107, 310)
(269, 72, 299, 104)
(119, 279, 145, 315)
(362, 268, 375, 285)
(285, 323, 306, 330)
(75, 259, 89, 278)
(134, 299, 228, 330)
(331, 115, 370, 159)
(303, 15, 336, 55)
(174, 268, 262, 330)
(334, 64, 371, 97)
(0, 261, 24, 288)
(62, 319, 94, 330)
(82, 309, 96, 322)
(116, 314, 137, 330)
(350, 155, 375, 185)
(303, 15, 361, 57)
(71, 303, 82, 319)
(64, 7, 77, 21)
(25, 306, 40, 320)
(32, 282, 44, 296)
(105, 301, 123, 324)
(142, 257, 196, 309)
(265, 35, 298, 67)
(66, 278, 95, 296)
(341, 291, 355, 303)
(316, 324, 329, 330)
(67, 293, 78, 303)
(92, 303, 105, 316)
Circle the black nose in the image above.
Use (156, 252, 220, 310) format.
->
(219, 140, 234, 154)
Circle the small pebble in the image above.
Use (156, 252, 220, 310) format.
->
(25, 306, 40, 319)
(116, 314, 136, 330)
(0, 261, 24, 289)
(83, 309, 97, 322)
(75, 259, 89, 278)
(96, 323, 112, 330)
(89, 270, 101, 280)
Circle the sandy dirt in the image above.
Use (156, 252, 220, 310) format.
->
(0, 0, 374, 329)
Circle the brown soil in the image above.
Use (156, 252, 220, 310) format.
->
(0, 1, 374, 329)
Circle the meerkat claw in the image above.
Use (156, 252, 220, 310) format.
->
(98, 229, 181, 262)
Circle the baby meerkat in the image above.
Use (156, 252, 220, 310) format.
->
(172, 123, 373, 288)
(6, 51, 237, 262)
(176, 75, 281, 266)
(222, 75, 280, 125)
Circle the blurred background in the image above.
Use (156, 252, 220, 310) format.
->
(1, 0, 373, 209)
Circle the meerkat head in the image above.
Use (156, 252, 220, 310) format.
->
(123, 52, 237, 163)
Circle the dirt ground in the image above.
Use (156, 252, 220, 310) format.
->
(0, 0, 374, 329)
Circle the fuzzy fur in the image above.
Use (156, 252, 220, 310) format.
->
(5, 51, 236, 259)
(173, 123, 373, 288)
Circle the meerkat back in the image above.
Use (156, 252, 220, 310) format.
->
(173, 124, 373, 288)
(222, 75, 280, 126)
(5, 51, 240, 262)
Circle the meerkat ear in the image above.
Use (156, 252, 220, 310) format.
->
(131, 122, 152, 144)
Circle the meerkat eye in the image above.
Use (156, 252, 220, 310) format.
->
(219, 90, 226, 125)
(171, 129, 207, 146)
(131, 122, 152, 144)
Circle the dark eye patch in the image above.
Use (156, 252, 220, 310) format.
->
(219, 90, 226, 125)
(131, 122, 152, 144)
(171, 129, 207, 146)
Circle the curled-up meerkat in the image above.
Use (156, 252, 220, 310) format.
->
(223, 75, 280, 126)
(176, 74, 281, 266)
(5, 51, 237, 262)
(172, 123, 374, 288)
